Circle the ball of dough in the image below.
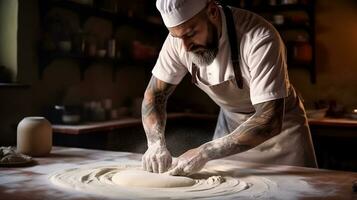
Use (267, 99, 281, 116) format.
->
(112, 169, 196, 188)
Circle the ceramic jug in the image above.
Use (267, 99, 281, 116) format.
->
(17, 116, 52, 156)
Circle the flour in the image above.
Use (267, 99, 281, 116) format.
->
(49, 165, 249, 199)
(0, 146, 32, 165)
(49, 162, 334, 200)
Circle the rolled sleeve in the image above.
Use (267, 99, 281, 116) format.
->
(152, 35, 187, 85)
(248, 34, 290, 105)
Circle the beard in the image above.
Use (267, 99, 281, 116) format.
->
(189, 20, 219, 67)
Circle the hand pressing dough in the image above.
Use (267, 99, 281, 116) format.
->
(112, 169, 196, 188)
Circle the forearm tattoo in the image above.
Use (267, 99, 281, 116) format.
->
(142, 76, 176, 146)
(203, 98, 285, 160)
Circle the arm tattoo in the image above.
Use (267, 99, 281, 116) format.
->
(202, 98, 285, 160)
(142, 76, 176, 146)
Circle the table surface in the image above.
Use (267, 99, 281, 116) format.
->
(0, 146, 357, 200)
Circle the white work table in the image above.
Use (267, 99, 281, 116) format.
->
(0, 146, 356, 200)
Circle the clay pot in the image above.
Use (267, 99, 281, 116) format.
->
(17, 117, 52, 157)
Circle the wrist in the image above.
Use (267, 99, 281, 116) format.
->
(148, 140, 166, 148)
(198, 143, 212, 161)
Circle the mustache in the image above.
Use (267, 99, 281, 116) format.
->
(189, 45, 208, 53)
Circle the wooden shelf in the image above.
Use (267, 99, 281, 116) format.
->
(39, 51, 156, 65)
(38, 0, 166, 81)
(224, 0, 316, 84)
(38, 51, 157, 80)
(0, 83, 31, 89)
(274, 23, 312, 32)
(43, 0, 164, 30)
(249, 4, 313, 13)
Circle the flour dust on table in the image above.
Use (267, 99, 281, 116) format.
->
(50, 165, 249, 199)
(49, 162, 333, 200)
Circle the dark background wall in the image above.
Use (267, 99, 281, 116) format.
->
(0, 0, 356, 152)
(290, 0, 357, 110)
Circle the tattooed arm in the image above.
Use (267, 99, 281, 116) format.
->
(168, 98, 285, 175)
(141, 76, 176, 173)
(202, 98, 285, 159)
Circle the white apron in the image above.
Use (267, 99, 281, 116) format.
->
(192, 64, 317, 168)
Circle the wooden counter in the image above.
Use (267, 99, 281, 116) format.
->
(52, 112, 217, 135)
(308, 117, 357, 127)
(0, 147, 356, 200)
(52, 117, 142, 134)
(308, 117, 357, 172)
(52, 113, 357, 135)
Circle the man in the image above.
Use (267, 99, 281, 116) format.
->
(141, 0, 318, 176)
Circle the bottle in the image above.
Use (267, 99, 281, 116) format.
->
(269, 0, 277, 6)
(293, 35, 312, 63)
(108, 39, 116, 58)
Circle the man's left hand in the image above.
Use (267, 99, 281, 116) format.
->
(167, 147, 209, 176)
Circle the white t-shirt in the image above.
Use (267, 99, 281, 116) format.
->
(152, 7, 290, 105)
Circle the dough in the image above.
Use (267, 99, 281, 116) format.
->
(49, 165, 252, 199)
(112, 169, 196, 188)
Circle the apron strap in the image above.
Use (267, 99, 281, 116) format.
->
(222, 4, 244, 89)
(191, 3, 243, 89)
(191, 63, 198, 84)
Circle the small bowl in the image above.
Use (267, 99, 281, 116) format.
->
(349, 109, 357, 120)
(58, 41, 72, 52)
(62, 114, 81, 125)
(97, 49, 107, 58)
(306, 108, 328, 119)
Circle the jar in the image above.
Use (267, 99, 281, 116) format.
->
(281, 0, 298, 4)
(293, 35, 312, 63)
(107, 39, 116, 58)
(269, 0, 277, 6)
(17, 117, 52, 157)
(273, 14, 285, 25)
(55, 105, 81, 124)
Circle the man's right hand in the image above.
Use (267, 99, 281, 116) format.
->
(142, 142, 172, 173)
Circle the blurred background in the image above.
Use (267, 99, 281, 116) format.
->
(0, 0, 356, 172)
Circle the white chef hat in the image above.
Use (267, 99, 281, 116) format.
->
(156, 0, 210, 28)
